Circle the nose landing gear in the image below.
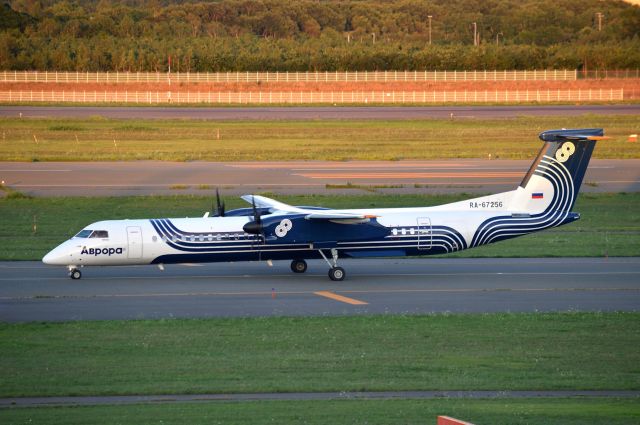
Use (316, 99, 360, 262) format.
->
(68, 266, 82, 280)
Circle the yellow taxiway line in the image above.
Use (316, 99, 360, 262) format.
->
(314, 290, 368, 305)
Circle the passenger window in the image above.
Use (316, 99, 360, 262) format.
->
(90, 230, 109, 238)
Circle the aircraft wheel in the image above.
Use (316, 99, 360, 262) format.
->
(69, 269, 82, 280)
(328, 266, 345, 281)
(291, 259, 308, 274)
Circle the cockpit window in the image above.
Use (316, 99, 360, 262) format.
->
(74, 229, 93, 238)
(90, 230, 109, 238)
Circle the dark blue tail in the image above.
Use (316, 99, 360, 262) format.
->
(520, 128, 601, 210)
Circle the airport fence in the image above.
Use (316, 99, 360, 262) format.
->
(579, 69, 640, 79)
(0, 89, 625, 104)
(0, 69, 580, 83)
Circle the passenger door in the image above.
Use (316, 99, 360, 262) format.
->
(126, 226, 143, 259)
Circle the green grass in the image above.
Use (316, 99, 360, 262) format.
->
(0, 313, 639, 398)
(0, 193, 638, 261)
(1, 398, 640, 425)
(0, 115, 638, 161)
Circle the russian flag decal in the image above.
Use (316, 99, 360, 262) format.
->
(532, 193, 544, 199)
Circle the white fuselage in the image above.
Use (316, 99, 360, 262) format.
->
(42, 185, 557, 268)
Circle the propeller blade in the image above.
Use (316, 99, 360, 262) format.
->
(252, 195, 262, 225)
(243, 195, 265, 242)
(215, 189, 225, 217)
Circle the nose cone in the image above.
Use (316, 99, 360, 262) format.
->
(42, 244, 72, 265)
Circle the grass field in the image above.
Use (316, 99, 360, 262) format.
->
(0, 115, 638, 161)
(0, 192, 638, 261)
(2, 398, 640, 425)
(1, 313, 638, 398)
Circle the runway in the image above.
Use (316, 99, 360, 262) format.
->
(1, 258, 638, 322)
(2, 159, 639, 196)
(2, 104, 639, 120)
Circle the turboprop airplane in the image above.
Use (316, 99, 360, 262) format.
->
(43, 128, 604, 281)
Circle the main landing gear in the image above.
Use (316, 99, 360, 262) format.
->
(290, 259, 308, 273)
(68, 265, 82, 280)
(318, 248, 345, 281)
(290, 250, 345, 281)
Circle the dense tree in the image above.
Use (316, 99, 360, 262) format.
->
(1, 0, 639, 71)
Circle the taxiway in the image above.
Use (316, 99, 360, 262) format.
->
(2, 159, 638, 196)
(1, 257, 638, 322)
(2, 104, 639, 120)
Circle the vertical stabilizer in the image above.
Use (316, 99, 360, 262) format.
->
(472, 128, 601, 248)
(513, 128, 601, 212)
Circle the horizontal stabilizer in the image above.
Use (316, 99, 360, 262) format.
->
(538, 128, 603, 142)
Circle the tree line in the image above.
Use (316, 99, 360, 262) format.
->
(1, 0, 639, 71)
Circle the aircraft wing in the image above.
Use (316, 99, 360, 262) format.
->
(241, 194, 306, 213)
(241, 195, 378, 223)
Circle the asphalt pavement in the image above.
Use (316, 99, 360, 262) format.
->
(2, 159, 638, 196)
(1, 257, 638, 322)
(2, 104, 639, 120)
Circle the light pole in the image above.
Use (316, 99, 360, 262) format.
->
(473, 22, 477, 46)
(428, 15, 432, 45)
(595, 12, 603, 31)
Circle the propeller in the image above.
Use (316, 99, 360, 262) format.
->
(214, 189, 225, 217)
(243, 196, 265, 242)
